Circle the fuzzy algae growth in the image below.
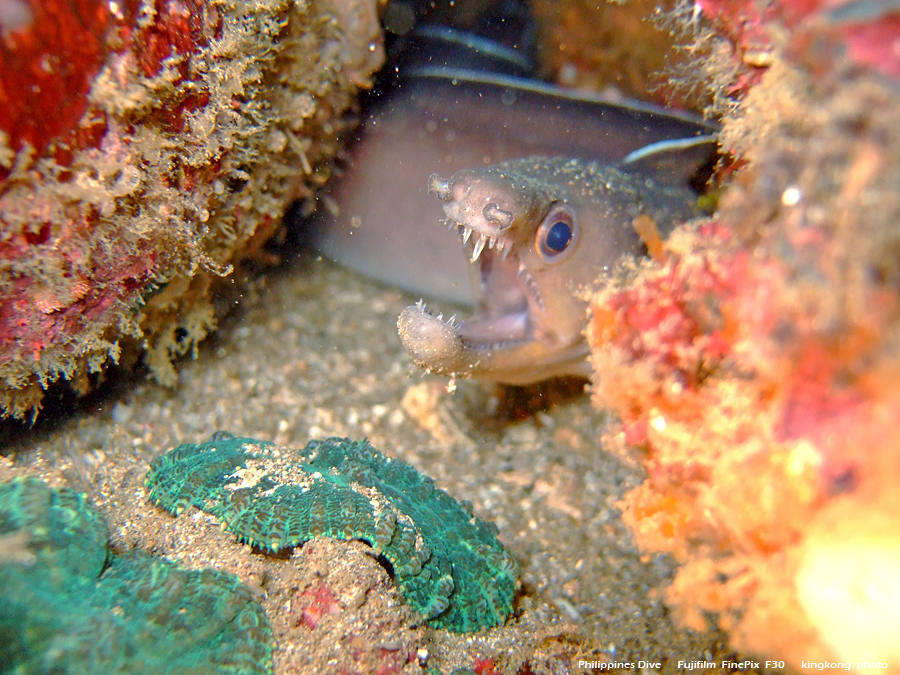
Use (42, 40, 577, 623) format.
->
(0, 0, 385, 419)
(585, 1, 900, 668)
(0, 476, 273, 675)
(146, 433, 520, 633)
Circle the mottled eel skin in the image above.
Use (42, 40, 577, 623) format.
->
(146, 433, 519, 633)
(398, 153, 702, 384)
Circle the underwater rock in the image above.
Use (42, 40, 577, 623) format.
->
(586, 1, 900, 669)
(695, 0, 900, 83)
(666, 0, 900, 117)
(0, 476, 274, 675)
(0, 0, 384, 418)
(145, 433, 520, 633)
(530, 0, 688, 105)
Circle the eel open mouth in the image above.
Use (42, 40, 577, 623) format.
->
(398, 168, 589, 384)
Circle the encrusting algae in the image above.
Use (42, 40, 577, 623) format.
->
(586, 1, 900, 670)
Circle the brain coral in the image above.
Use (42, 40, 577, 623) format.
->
(0, 0, 384, 418)
(145, 433, 520, 633)
(0, 476, 273, 675)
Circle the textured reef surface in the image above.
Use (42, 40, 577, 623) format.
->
(586, 0, 900, 669)
(0, 476, 273, 675)
(0, 0, 383, 418)
(145, 433, 520, 633)
(530, 0, 688, 105)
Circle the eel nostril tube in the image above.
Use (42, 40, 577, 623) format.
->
(483, 203, 513, 230)
(427, 173, 453, 201)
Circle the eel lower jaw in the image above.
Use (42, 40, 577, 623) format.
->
(396, 233, 531, 373)
(397, 301, 591, 384)
(398, 245, 588, 384)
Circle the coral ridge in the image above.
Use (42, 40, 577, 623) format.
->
(145, 433, 520, 633)
(0, 475, 273, 674)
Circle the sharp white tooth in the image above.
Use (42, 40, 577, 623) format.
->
(471, 235, 487, 262)
(461, 228, 472, 244)
(500, 244, 511, 261)
(448, 314, 457, 326)
(517, 262, 526, 277)
(488, 236, 495, 249)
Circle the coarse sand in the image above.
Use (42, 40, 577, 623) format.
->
(0, 255, 761, 674)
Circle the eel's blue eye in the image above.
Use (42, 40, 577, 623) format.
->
(536, 205, 579, 261)
(545, 220, 572, 252)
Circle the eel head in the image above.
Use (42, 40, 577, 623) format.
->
(398, 157, 657, 384)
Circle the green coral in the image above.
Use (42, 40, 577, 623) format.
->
(0, 476, 273, 675)
(146, 433, 520, 633)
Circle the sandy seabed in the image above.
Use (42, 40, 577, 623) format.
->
(0, 255, 756, 674)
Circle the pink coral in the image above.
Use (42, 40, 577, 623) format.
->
(586, 1, 900, 667)
(696, 0, 900, 80)
(292, 582, 343, 630)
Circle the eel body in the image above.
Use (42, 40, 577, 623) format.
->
(315, 68, 713, 305)
(397, 149, 708, 384)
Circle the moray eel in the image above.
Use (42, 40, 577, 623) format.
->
(396, 140, 714, 384)
(311, 27, 716, 384)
